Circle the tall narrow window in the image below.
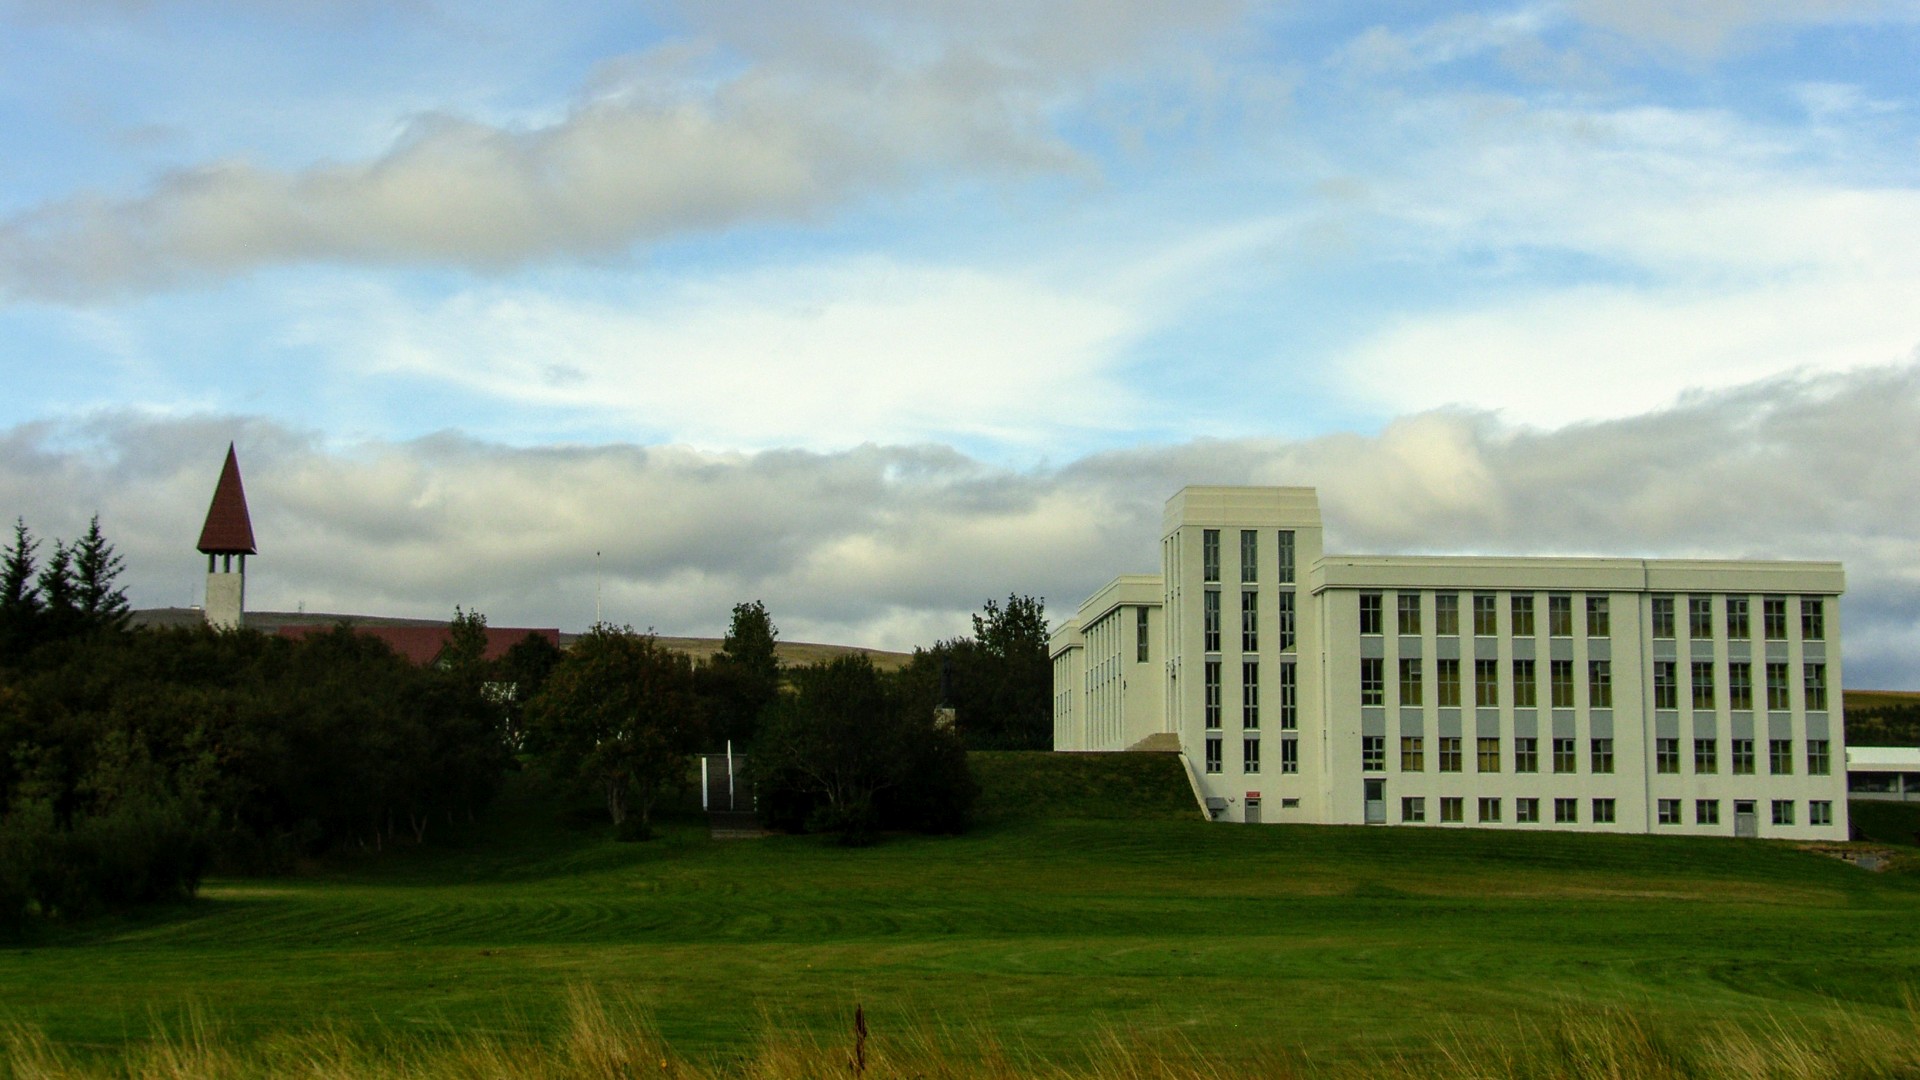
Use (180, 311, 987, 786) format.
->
(1359, 593, 1383, 635)
(1548, 595, 1572, 637)
(1766, 662, 1790, 710)
(1727, 662, 1752, 710)
(1242, 661, 1260, 729)
(1808, 740, 1831, 775)
(1769, 739, 1793, 775)
(1243, 736, 1260, 774)
(1279, 663, 1297, 730)
(1731, 738, 1755, 775)
(1241, 590, 1258, 652)
(1511, 594, 1535, 636)
(1514, 737, 1539, 772)
(1203, 590, 1220, 652)
(1763, 596, 1787, 640)
(1436, 659, 1461, 707)
(1590, 738, 1614, 774)
(1477, 737, 1501, 772)
(1553, 738, 1577, 773)
(1361, 657, 1384, 706)
(1475, 659, 1499, 707)
(1550, 660, 1574, 708)
(1588, 661, 1611, 708)
(1276, 531, 1295, 584)
(1136, 606, 1150, 662)
(1202, 529, 1220, 583)
(1691, 662, 1715, 710)
(1205, 736, 1222, 774)
(1435, 593, 1460, 636)
(1651, 596, 1675, 639)
(1805, 663, 1828, 710)
(1280, 738, 1298, 773)
(1398, 593, 1421, 635)
(1513, 659, 1537, 707)
(1277, 592, 1295, 652)
(1401, 736, 1424, 771)
(1204, 661, 1221, 728)
(1586, 596, 1610, 637)
(1399, 658, 1423, 706)
(1474, 593, 1497, 636)
(1438, 737, 1462, 772)
(1694, 738, 1717, 774)
(1240, 530, 1258, 584)
(1655, 738, 1679, 773)
(1726, 597, 1750, 639)
(1801, 598, 1825, 641)
(1689, 596, 1713, 638)
(1653, 661, 1678, 710)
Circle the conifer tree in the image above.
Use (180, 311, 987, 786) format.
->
(71, 515, 130, 630)
(35, 539, 77, 641)
(0, 518, 40, 658)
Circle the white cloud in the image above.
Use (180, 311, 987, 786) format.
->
(1568, 0, 1917, 56)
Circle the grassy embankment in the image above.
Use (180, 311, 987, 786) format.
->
(3, 752, 1920, 1077)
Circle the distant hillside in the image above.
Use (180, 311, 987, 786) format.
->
(129, 609, 914, 671)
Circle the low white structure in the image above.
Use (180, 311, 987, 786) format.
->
(1053, 486, 1850, 840)
(1847, 746, 1920, 802)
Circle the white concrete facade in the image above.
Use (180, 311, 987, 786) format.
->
(205, 562, 245, 631)
(1052, 486, 1850, 840)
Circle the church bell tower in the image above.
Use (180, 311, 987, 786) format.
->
(197, 443, 256, 630)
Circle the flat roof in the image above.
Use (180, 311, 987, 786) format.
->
(1848, 746, 1920, 770)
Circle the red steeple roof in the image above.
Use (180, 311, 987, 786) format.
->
(197, 443, 257, 555)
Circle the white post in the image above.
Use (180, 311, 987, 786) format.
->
(700, 756, 710, 811)
(726, 739, 736, 811)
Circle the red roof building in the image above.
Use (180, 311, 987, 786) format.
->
(197, 443, 257, 556)
(271, 623, 562, 666)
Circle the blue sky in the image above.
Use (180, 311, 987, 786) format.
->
(3, 1, 1920, 683)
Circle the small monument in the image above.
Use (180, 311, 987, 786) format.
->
(197, 444, 256, 630)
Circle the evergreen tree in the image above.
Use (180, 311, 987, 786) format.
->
(0, 519, 39, 659)
(35, 540, 78, 642)
(708, 600, 781, 746)
(71, 516, 130, 631)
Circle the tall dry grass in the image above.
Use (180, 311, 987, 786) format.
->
(5, 990, 1919, 1080)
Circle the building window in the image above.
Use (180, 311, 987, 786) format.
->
(1361, 658, 1385, 707)
(1688, 596, 1713, 638)
(1242, 661, 1260, 729)
(1591, 738, 1614, 774)
(1402, 797, 1426, 823)
(1437, 797, 1462, 823)
(1548, 594, 1572, 637)
(1202, 529, 1220, 583)
(1478, 737, 1501, 773)
(1362, 735, 1385, 771)
(1653, 661, 1678, 710)
(1399, 659, 1423, 706)
(1240, 530, 1258, 584)
(1243, 736, 1260, 774)
(1513, 659, 1537, 708)
(1592, 798, 1617, 824)
(1726, 597, 1750, 639)
(1691, 662, 1714, 710)
(1435, 593, 1459, 636)
(1772, 800, 1795, 826)
(1279, 664, 1297, 730)
(1805, 664, 1828, 710)
(1438, 736, 1463, 772)
(1801, 598, 1824, 641)
(1515, 737, 1539, 773)
(1204, 661, 1222, 729)
(1769, 739, 1793, 775)
(1398, 593, 1421, 635)
(1401, 736, 1424, 772)
(1728, 663, 1753, 711)
(1696, 799, 1719, 825)
(1810, 800, 1833, 826)
(1280, 738, 1299, 774)
(1731, 738, 1755, 775)
(1587, 596, 1610, 637)
(1276, 531, 1295, 584)
(1657, 799, 1681, 825)
(1516, 798, 1540, 823)
(1694, 738, 1717, 773)
(1766, 662, 1790, 710)
(1203, 590, 1221, 652)
(1550, 660, 1574, 708)
(1205, 737, 1222, 774)
(1359, 592, 1383, 635)
(1511, 594, 1535, 637)
(1136, 606, 1150, 662)
(1651, 596, 1675, 639)
(1552, 737, 1577, 774)
(1554, 798, 1577, 823)
(1277, 592, 1295, 652)
(1241, 590, 1258, 652)
(1474, 593, 1497, 636)
(1656, 738, 1680, 774)
(1809, 739, 1831, 776)
(1763, 596, 1787, 640)
(1436, 659, 1461, 708)
(1588, 661, 1611, 708)
(1475, 659, 1499, 707)
(1478, 797, 1501, 823)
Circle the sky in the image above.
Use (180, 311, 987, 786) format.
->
(2, 0, 1920, 685)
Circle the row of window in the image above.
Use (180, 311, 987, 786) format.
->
(1201, 529, 1296, 585)
(1361, 735, 1832, 776)
(1203, 660, 1298, 729)
(1203, 734, 1296, 774)
(1200, 589, 1296, 653)
(1359, 657, 1829, 711)
(1357, 591, 1828, 643)
(1400, 796, 1832, 827)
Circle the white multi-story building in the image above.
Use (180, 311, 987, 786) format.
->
(1052, 486, 1849, 840)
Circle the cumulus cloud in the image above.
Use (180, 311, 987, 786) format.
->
(4, 361, 1919, 685)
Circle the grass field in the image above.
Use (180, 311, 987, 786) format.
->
(3, 753, 1920, 1074)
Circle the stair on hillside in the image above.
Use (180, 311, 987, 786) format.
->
(709, 809, 764, 839)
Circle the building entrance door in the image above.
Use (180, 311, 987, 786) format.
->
(1364, 779, 1386, 824)
(1734, 800, 1757, 838)
(1245, 796, 1262, 824)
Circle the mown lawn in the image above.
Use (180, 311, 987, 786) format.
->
(2, 753, 1918, 1068)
